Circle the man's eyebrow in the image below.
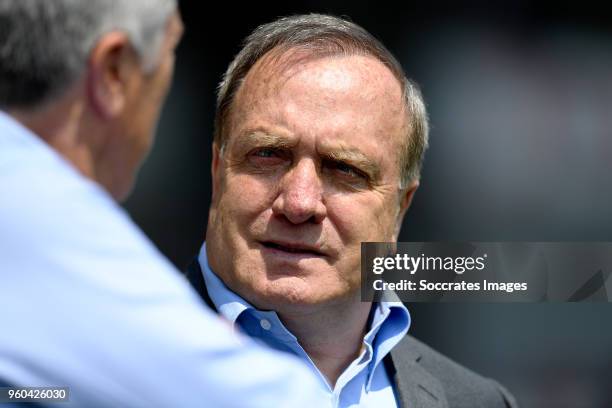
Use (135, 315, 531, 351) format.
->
(235, 129, 298, 149)
(322, 147, 381, 180)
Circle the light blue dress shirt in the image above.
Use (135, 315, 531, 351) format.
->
(0, 111, 329, 408)
(199, 244, 411, 408)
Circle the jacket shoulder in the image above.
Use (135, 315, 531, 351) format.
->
(391, 334, 518, 408)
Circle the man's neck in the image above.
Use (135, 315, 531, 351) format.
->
(278, 299, 373, 388)
(10, 94, 98, 184)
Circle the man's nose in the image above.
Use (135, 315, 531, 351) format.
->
(272, 159, 327, 224)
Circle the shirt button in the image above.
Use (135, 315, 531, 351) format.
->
(260, 319, 272, 330)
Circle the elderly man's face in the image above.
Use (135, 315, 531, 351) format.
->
(206, 52, 414, 313)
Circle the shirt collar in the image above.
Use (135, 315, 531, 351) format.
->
(365, 299, 410, 390)
(197, 243, 253, 325)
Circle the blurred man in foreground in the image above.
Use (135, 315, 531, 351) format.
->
(0, 2, 328, 407)
(187, 14, 517, 407)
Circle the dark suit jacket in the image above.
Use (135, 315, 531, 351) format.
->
(186, 260, 518, 408)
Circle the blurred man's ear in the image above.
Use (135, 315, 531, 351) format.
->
(86, 32, 140, 119)
(393, 180, 419, 240)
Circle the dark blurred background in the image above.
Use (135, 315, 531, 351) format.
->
(123, 1, 612, 406)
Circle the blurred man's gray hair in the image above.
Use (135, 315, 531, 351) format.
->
(0, 0, 177, 109)
(215, 14, 429, 186)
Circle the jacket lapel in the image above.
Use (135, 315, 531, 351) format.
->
(387, 344, 448, 408)
(185, 258, 217, 311)
(381, 291, 448, 408)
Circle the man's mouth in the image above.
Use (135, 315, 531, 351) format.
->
(260, 241, 326, 257)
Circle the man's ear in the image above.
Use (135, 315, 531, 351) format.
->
(393, 180, 419, 240)
(210, 142, 222, 203)
(86, 32, 139, 119)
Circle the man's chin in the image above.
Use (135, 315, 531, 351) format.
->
(257, 257, 332, 281)
(249, 278, 330, 311)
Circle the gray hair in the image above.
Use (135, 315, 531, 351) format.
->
(0, 0, 177, 109)
(215, 14, 429, 186)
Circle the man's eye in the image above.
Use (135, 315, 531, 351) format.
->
(253, 148, 277, 158)
(247, 148, 288, 166)
(328, 161, 367, 180)
(251, 148, 281, 159)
